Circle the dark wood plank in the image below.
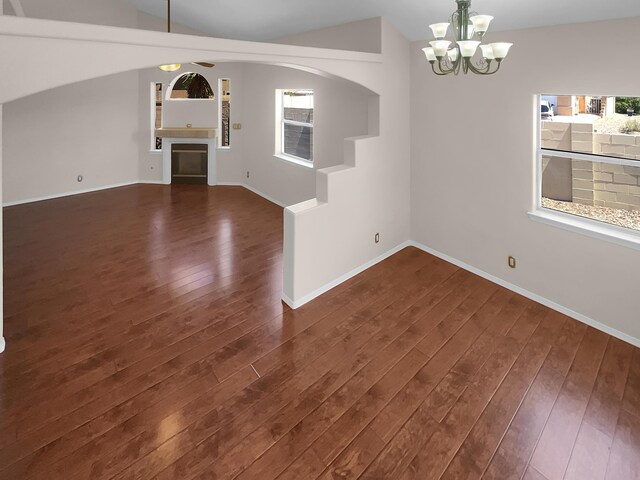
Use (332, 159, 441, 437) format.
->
(483, 318, 586, 480)
(528, 327, 609, 480)
(605, 409, 640, 480)
(389, 303, 549, 480)
(564, 337, 634, 480)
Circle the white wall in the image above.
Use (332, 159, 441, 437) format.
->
(242, 63, 371, 206)
(163, 99, 216, 128)
(272, 17, 382, 54)
(411, 17, 640, 342)
(11, 0, 139, 27)
(2, 71, 139, 204)
(2, 0, 141, 205)
(283, 18, 412, 304)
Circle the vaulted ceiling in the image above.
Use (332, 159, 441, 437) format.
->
(127, 0, 640, 42)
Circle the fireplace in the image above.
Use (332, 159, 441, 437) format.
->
(171, 144, 208, 184)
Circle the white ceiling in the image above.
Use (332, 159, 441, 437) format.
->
(127, 0, 640, 42)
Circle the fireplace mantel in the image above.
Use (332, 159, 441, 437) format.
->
(161, 135, 217, 186)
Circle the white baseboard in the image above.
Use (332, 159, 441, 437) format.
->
(282, 240, 412, 309)
(3, 181, 138, 207)
(408, 240, 640, 349)
(2, 181, 289, 209)
(138, 180, 166, 185)
(216, 182, 287, 208)
(0, 337, 5, 354)
(241, 183, 288, 208)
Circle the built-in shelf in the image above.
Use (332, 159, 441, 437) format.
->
(155, 128, 217, 139)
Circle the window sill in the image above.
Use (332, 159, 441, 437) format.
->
(528, 208, 640, 251)
(273, 154, 313, 169)
(149, 149, 162, 154)
(218, 146, 231, 151)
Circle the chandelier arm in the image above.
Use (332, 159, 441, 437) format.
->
(434, 57, 457, 75)
(468, 58, 501, 75)
(430, 62, 450, 76)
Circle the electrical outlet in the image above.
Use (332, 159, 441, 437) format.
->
(508, 256, 516, 269)
(375, 233, 380, 244)
(233, 123, 242, 130)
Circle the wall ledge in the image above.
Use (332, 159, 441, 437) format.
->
(528, 209, 640, 251)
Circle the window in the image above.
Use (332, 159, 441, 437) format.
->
(151, 82, 163, 151)
(169, 73, 214, 99)
(534, 94, 640, 245)
(219, 78, 231, 148)
(276, 89, 314, 163)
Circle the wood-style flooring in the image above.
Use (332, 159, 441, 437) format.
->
(1, 184, 639, 480)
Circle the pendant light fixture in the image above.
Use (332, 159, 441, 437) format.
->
(158, 0, 215, 72)
(422, 0, 513, 76)
(158, 0, 182, 72)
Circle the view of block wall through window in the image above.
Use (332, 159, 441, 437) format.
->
(540, 94, 640, 231)
(153, 82, 163, 150)
(220, 78, 230, 147)
(280, 89, 313, 162)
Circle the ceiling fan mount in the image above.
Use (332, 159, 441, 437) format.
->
(158, 0, 215, 72)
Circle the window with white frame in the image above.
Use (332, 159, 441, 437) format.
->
(151, 82, 163, 151)
(276, 89, 314, 163)
(536, 94, 640, 240)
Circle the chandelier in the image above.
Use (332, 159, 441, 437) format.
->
(423, 0, 512, 76)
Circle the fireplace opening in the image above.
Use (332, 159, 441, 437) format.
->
(171, 144, 208, 184)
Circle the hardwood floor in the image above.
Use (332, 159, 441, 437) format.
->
(1, 184, 638, 480)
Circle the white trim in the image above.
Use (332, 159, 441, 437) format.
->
(139, 180, 166, 185)
(540, 148, 640, 169)
(283, 118, 313, 128)
(273, 154, 314, 169)
(242, 183, 288, 208)
(2, 181, 138, 207)
(1, 181, 287, 212)
(199, 181, 287, 208)
(528, 208, 640, 251)
(281, 241, 412, 309)
(408, 240, 640, 349)
(216, 182, 243, 186)
(0, 337, 5, 354)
